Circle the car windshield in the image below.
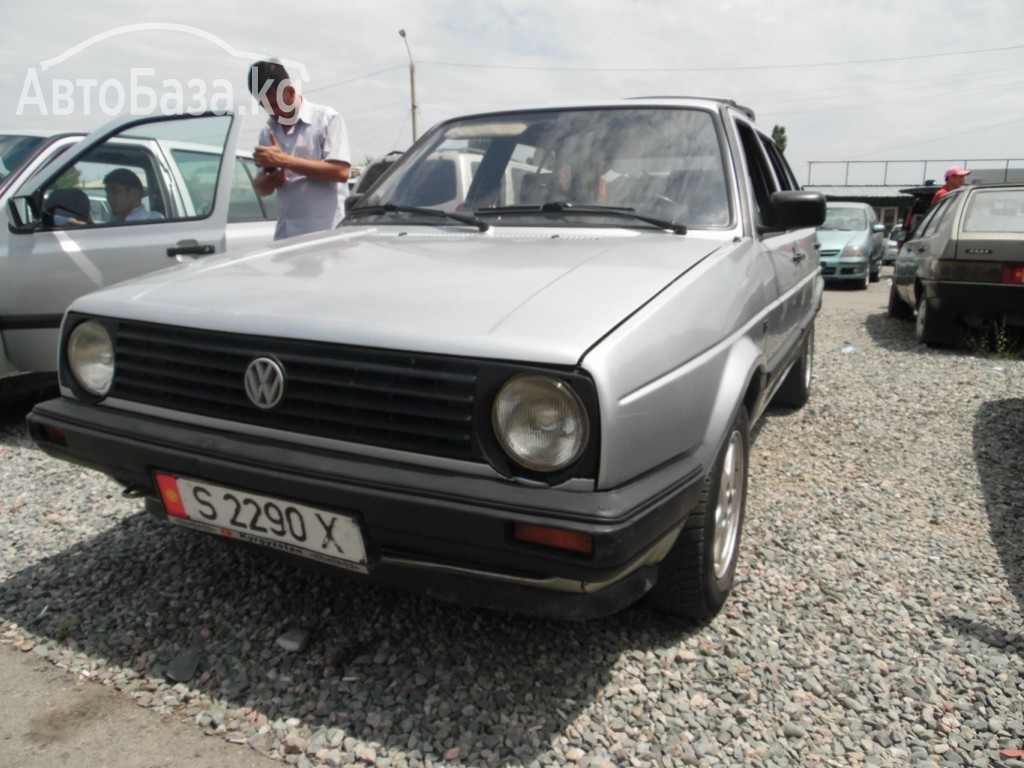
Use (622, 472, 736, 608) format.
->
(348, 106, 732, 230)
(962, 189, 1024, 234)
(0, 134, 46, 183)
(822, 207, 867, 231)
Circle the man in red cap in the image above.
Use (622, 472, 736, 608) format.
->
(931, 166, 971, 205)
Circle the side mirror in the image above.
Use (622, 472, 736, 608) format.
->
(768, 191, 826, 230)
(7, 196, 41, 234)
(872, 223, 885, 233)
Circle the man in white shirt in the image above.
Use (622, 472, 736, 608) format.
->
(249, 60, 351, 240)
(103, 168, 164, 223)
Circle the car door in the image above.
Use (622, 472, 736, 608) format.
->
(893, 194, 958, 304)
(0, 111, 241, 379)
(867, 207, 884, 266)
(734, 119, 818, 373)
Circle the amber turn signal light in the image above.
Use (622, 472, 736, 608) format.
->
(514, 523, 595, 554)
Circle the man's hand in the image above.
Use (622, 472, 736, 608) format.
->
(254, 134, 289, 171)
(253, 166, 286, 196)
(253, 133, 349, 186)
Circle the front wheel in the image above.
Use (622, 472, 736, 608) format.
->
(644, 407, 750, 620)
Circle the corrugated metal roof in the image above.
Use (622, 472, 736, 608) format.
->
(804, 185, 920, 198)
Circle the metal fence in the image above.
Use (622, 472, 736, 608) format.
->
(807, 159, 1024, 187)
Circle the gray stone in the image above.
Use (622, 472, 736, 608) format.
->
(165, 647, 200, 683)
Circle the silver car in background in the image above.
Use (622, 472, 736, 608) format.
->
(29, 98, 826, 621)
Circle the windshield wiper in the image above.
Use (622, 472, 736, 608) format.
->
(347, 203, 490, 232)
(478, 202, 687, 235)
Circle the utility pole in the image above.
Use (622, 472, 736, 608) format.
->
(398, 29, 419, 142)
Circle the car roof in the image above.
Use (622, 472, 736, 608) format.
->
(438, 96, 759, 124)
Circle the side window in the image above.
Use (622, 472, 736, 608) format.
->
(38, 114, 232, 229)
(43, 153, 165, 228)
(240, 157, 276, 220)
(918, 197, 956, 238)
(172, 149, 220, 217)
(227, 158, 275, 223)
(759, 135, 798, 192)
(736, 122, 779, 227)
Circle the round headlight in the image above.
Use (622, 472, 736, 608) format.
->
(67, 320, 114, 396)
(492, 374, 589, 473)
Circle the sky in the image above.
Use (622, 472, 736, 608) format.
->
(2, 0, 1022, 186)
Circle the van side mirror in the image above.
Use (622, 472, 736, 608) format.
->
(7, 196, 41, 234)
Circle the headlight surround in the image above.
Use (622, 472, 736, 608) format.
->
(840, 245, 865, 260)
(67, 319, 114, 397)
(492, 374, 589, 473)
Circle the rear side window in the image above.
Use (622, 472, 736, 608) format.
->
(173, 149, 220, 217)
(229, 158, 275, 222)
(917, 196, 957, 238)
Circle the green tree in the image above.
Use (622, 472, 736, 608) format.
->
(54, 167, 81, 189)
(771, 125, 788, 154)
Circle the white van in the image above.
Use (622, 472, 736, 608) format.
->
(0, 112, 275, 399)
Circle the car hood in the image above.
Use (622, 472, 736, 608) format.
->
(816, 229, 867, 253)
(72, 225, 725, 364)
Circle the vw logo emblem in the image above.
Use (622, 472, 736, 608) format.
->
(244, 357, 286, 410)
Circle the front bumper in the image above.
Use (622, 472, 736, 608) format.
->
(27, 398, 706, 619)
(820, 260, 869, 281)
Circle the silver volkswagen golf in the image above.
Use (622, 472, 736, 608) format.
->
(29, 98, 825, 621)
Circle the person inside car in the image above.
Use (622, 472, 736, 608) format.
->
(103, 168, 164, 223)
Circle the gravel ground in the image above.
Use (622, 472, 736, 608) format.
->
(2, 271, 1023, 768)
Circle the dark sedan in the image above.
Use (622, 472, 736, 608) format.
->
(888, 184, 1024, 346)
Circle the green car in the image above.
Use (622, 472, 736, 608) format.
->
(817, 201, 885, 289)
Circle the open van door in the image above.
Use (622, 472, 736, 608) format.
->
(0, 111, 242, 398)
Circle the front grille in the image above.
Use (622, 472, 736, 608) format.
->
(111, 321, 481, 461)
(821, 265, 836, 276)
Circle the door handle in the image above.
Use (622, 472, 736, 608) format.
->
(792, 251, 806, 264)
(167, 240, 215, 258)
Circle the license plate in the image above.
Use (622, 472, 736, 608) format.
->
(154, 473, 368, 573)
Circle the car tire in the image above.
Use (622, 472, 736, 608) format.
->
(644, 406, 749, 620)
(887, 282, 914, 320)
(858, 268, 870, 290)
(772, 323, 814, 408)
(870, 265, 880, 283)
(916, 293, 953, 346)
